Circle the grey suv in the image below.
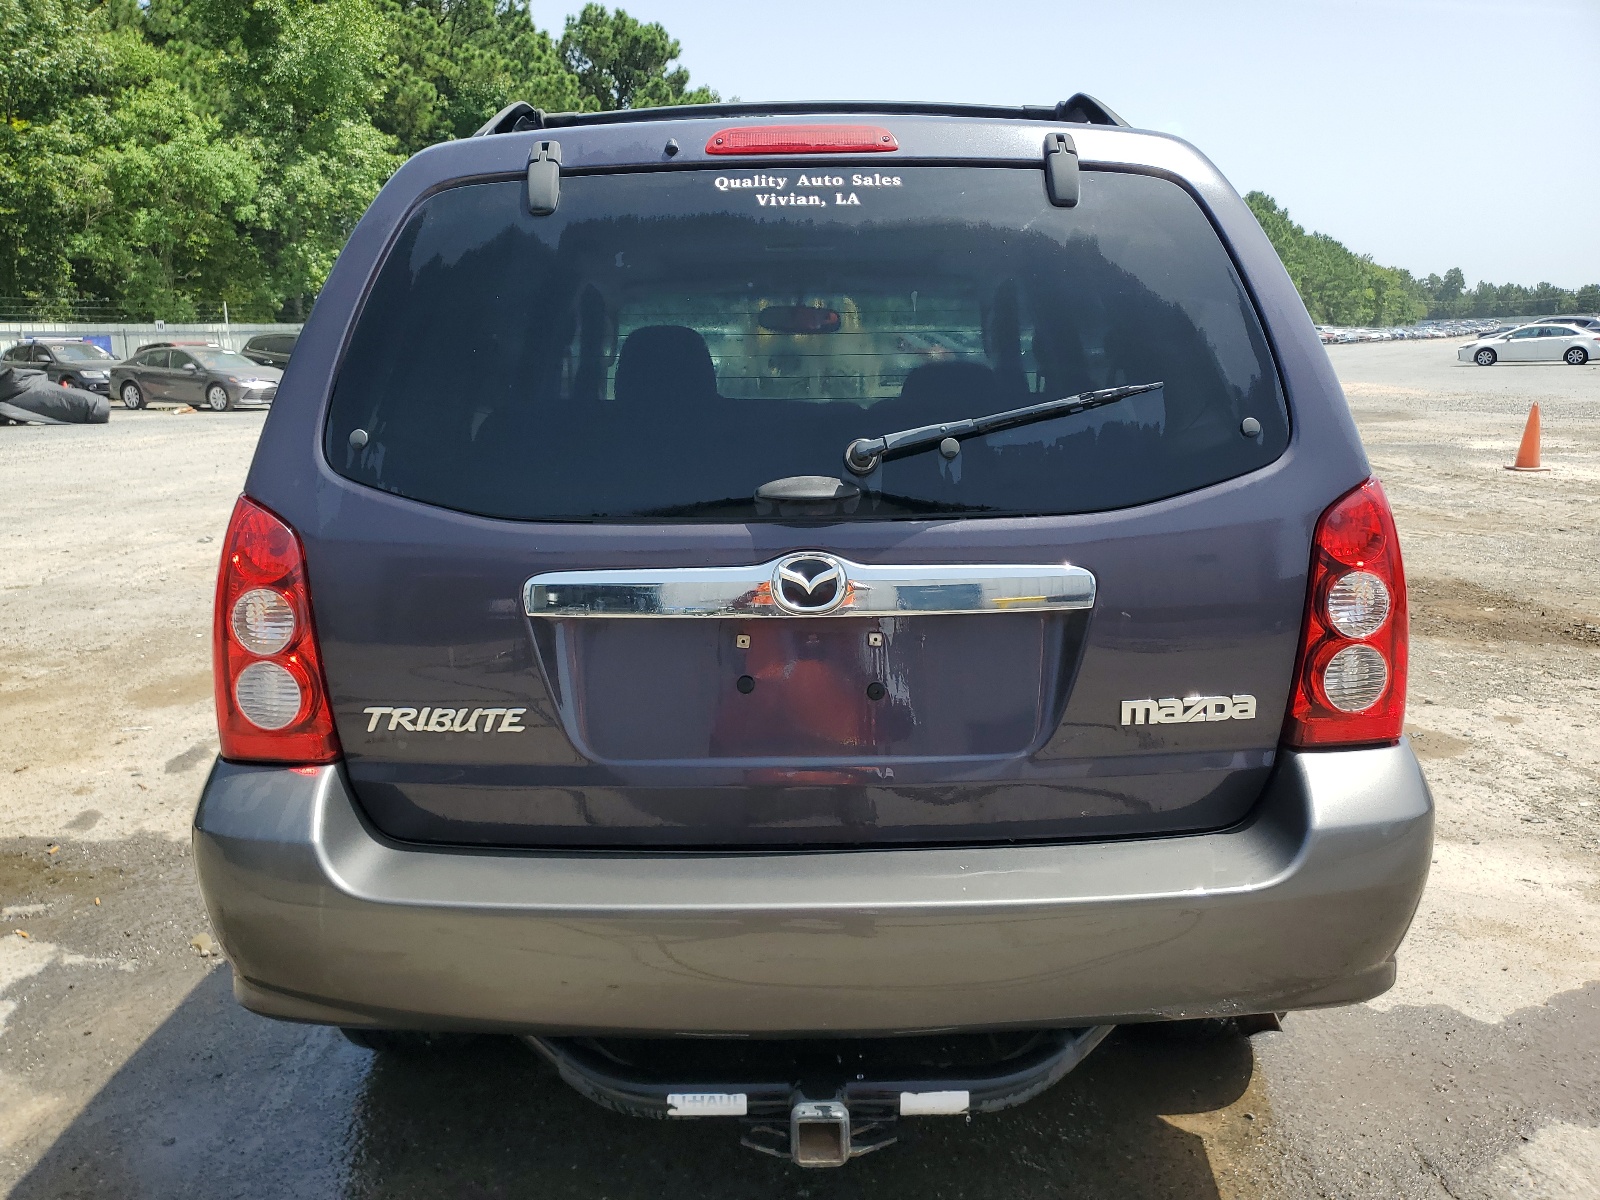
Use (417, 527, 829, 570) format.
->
(194, 97, 1432, 1168)
(1, 337, 117, 392)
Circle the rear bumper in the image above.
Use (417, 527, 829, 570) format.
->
(193, 743, 1432, 1035)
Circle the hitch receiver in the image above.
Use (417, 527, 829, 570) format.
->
(791, 1101, 852, 1168)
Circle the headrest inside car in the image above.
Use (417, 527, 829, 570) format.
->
(614, 325, 717, 405)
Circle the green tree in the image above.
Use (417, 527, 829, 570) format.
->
(559, 3, 718, 110)
(71, 76, 267, 320)
(0, 2, 719, 321)
(1246, 192, 1426, 325)
(0, 0, 114, 309)
(163, 0, 403, 317)
(376, 1, 580, 156)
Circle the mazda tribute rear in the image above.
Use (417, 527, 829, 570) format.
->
(193, 95, 1432, 1168)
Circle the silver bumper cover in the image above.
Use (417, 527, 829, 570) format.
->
(193, 743, 1432, 1035)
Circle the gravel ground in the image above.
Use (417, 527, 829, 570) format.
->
(1, 344, 1598, 1198)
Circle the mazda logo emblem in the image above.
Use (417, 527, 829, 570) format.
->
(772, 553, 847, 615)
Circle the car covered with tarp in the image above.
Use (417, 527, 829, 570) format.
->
(0, 366, 110, 425)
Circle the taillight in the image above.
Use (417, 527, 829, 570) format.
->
(705, 125, 898, 155)
(1283, 478, 1408, 748)
(213, 496, 340, 763)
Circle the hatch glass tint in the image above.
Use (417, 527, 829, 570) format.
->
(326, 167, 1287, 521)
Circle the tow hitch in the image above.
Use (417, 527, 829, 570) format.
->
(524, 1026, 1114, 1167)
(740, 1099, 896, 1167)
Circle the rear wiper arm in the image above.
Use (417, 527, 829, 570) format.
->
(843, 382, 1163, 476)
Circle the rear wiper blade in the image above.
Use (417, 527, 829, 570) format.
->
(843, 382, 1163, 476)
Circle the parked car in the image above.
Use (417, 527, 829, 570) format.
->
(1535, 315, 1600, 333)
(240, 332, 298, 368)
(0, 337, 117, 393)
(193, 96, 1433, 1169)
(111, 344, 281, 410)
(1458, 322, 1600, 366)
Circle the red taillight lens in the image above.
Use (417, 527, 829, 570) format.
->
(705, 125, 898, 155)
(1283, 478, 1408, 748)
(213, 496, 340, 763)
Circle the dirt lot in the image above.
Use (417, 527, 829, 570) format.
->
(2, 343, 1599, 1198)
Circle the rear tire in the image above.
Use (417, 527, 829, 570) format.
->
(205, 383, 232, 412)
(1565, 347, 1589, 365)
(121, 380, 144, 410)
(1474, 348, 1497, 366)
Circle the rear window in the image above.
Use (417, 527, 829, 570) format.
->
(326, 166, 1287, 521)
(51, 343, 113, 361)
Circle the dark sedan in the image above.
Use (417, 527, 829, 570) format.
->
(0, 338, 118, 393)
(111, 345, 281, 411)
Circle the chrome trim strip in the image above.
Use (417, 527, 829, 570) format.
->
(523, 556, 1096, 618)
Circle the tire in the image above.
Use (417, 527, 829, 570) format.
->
(205, 382, 232, 412)
(1474, 348, 1497, 366)
(59, 375, 76, 389)
(1565, 347, 1589, 366)
(121, 380, 144, 410)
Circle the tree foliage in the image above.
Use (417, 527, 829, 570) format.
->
(1416, 271, 1600, 320)
(0, 0, 714, 319)
(376, 0, 582, 156)
(1247, 192, 1598, 325)
(1245, 192, 1427, 326)
(558, 3, 717, 111)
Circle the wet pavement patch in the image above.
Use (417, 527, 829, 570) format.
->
(1256, 986, 1600, 1198)
(162, 744, 212, 775)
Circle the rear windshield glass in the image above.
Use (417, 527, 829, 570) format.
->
(51, 343, 113, 361)
(326, 166, 1287, 521)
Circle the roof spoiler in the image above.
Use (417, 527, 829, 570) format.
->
(471, 94, 1130, 138)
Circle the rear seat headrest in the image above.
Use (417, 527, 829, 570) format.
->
(614, 325, 717, 404)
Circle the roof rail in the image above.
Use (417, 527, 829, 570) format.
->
(470, 94, 1130, 138)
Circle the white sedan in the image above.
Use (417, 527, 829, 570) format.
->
(1459, 322, 1600, 366)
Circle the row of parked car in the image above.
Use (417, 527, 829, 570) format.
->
(0, 332, 298, 411)
(1316, 316, 1600, 345)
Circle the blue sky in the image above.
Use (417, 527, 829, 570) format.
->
(536, 0, 1600, 289)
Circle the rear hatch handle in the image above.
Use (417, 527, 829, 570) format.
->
(527, 140, 561, 214)
(1045, 132, 1080, 206)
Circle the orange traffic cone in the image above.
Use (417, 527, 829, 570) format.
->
(1505, 403, 1550, 472)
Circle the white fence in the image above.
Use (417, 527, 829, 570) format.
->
(0, 322, 301, 360)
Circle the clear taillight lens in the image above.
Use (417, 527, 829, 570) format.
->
(234, 660, 304, 729)
(1321, 644, 1389, 712)
(1325, 570, 1390, 638)
(230, 588, 296, 655)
